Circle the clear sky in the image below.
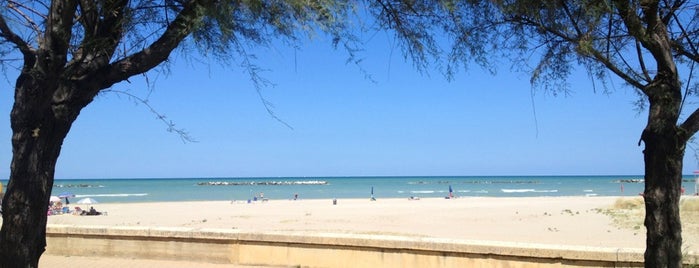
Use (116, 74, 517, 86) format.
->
(0, 33, 696, 179)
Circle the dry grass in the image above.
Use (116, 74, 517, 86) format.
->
(602, 197, 699, 243)
(601, 197, 644, 231)
(612, 197, 644, 210)
(681, 198, 699, 249)
(682, 198, 699, 212)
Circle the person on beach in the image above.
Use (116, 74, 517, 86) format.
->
(83, 206, 102, 216)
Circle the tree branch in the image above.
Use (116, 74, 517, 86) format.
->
(511, 10, 647, 90)
(42, 0, 78, 74)
(0, 13, 34, 58)
(76, 0, 99, 42)
(612, 0, 647, 41)
(636, 40, 652, 81)
(680, 107, 699, 141)
(7, 0, 43, 35)
(638, 0, 677, 76)
(93, 0, 128, 57)
(672, 42, 699, 63)
(588, 48, 646, 89)
(96, 0, 208, 89)
(613, 0, 677, 94)
(669, 9, 699, 65)
(661, 0, 685, 25)
(560, 2, 583, 37)
(67, 0, 128, 79)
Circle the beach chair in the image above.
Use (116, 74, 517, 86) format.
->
(62, 206, 70, 214)
(73, 207, 83, 215)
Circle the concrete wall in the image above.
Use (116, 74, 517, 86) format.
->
(45, 225, 693, 267)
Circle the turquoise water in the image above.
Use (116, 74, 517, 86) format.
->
(23, 175, 699, 203)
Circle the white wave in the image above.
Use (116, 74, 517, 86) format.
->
(501, 189, 535, 193)
(474, 190, 488, 193)
(583, 189, 594, 192)
(501, 189, 557, 193)
(75, 193, 148, 198)
(410, 190, 435, 194)
(585, 193, 599, 197)
(534, 190, 559, 193)
(457, 190, 471, 193)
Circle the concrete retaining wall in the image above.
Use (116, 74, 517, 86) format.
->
(45, 225, 693, 267)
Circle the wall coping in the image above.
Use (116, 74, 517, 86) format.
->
(46, 224, 654, 263)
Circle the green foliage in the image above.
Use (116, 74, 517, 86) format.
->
(2, 1, 699, 102)
(190, 0, 352, 58)
(488, 0, 699, 107)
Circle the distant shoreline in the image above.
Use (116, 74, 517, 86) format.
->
(49, 174, 654, 180)
(36, 175, 699, 204)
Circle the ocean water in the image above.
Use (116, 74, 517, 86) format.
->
(24, 175, 699, 204)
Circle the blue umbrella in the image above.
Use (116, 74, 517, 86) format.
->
(57, 192, 75, 204)
(57, 192, 74, 198)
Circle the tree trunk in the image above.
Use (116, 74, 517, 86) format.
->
(643, 131, 684, 268)
(641, 74, 684, 268)
(0, 71, 75, 267)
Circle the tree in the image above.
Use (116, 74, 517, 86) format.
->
(429, 0, 697, 267)
(494, 1, 698, 266)
(0, 0, 354, 266)
(369, 0, 699, 267)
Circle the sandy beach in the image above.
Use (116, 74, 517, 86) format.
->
(37, 196, 699, 267)
(45, 196, 699, 251)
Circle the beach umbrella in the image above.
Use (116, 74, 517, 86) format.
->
(448, 185, 453, 198)
(57, 192, 74, 198)
(58, 192, 75, 204)
(76, 198, 98, 205)
(49, 196, 60, 202)
(58, 192, 75, 198)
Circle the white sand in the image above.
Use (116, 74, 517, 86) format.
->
(46, 196, 684, 250)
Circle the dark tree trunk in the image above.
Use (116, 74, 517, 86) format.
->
(641, 73, 685, 268)
(0, 71, 76, 267)
(642, 132, 684, 268)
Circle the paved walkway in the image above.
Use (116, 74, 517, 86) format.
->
(40, 255, 272, 268)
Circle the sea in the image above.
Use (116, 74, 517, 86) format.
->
(14, 175, 696, 204)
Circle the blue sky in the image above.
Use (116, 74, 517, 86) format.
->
(0, 34, 696, 179)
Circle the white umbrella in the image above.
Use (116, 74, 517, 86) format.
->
(49, 196, 60, 202)
(76, 198, 98, 204)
